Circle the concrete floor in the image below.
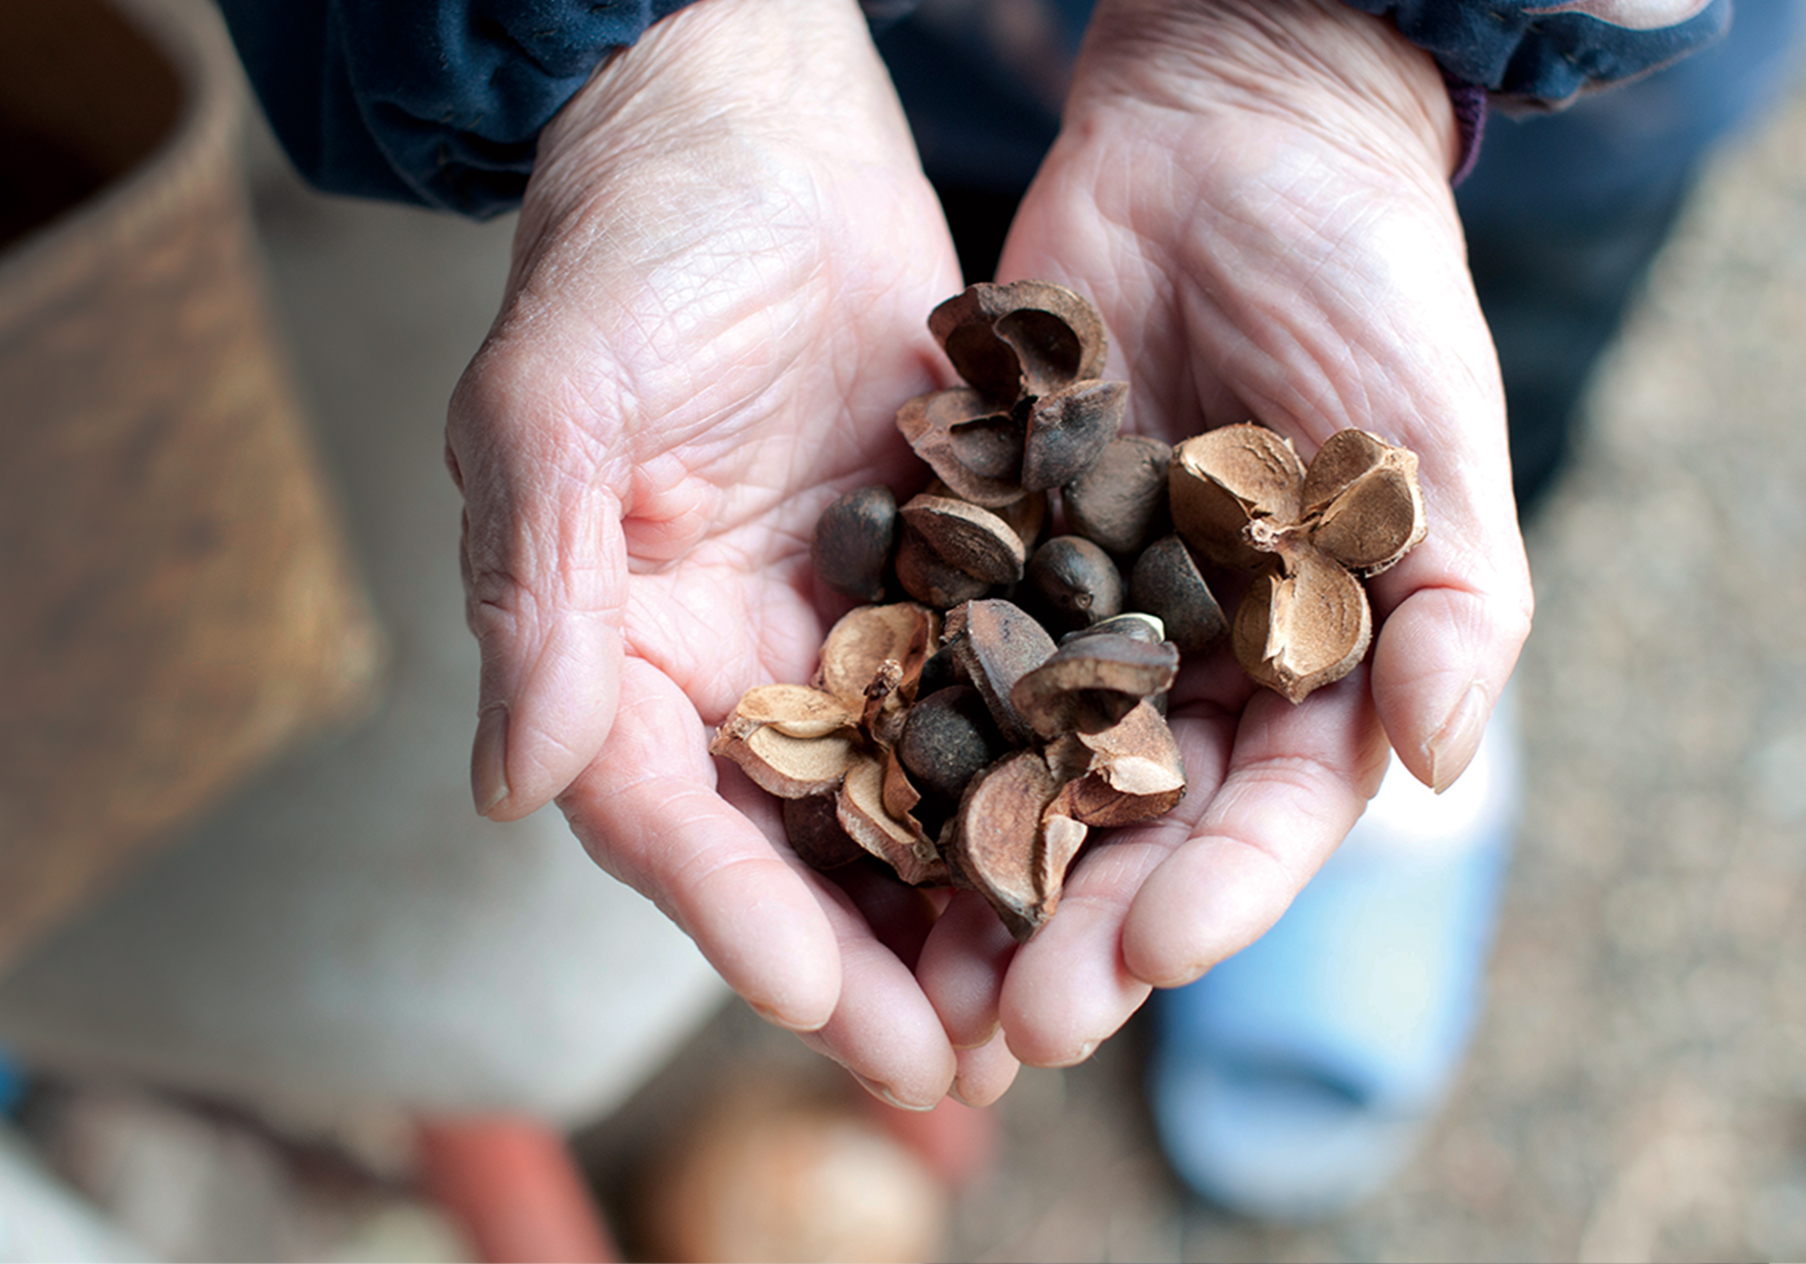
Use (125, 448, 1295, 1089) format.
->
(220, 59, 1806, 1264)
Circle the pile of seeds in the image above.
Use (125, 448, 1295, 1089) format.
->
(711, 282, 1426, 940)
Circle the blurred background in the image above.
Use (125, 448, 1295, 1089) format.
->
(4, 0, 1806, 1259)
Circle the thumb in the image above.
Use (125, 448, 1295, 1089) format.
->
(447, 341, 627, 821)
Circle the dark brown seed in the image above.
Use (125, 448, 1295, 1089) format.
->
(1020, 380, 1127, 491)
(898, 685, 1009, 802)
(811, 484, 896, 603)
(1128, 535, 1228, 654)
(783, 794, 866, 870)
(1025, 536, 1124, 635)
(1063, 435, 1172, 556)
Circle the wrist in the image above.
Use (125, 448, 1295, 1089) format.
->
(1075, 0, 1463, 185)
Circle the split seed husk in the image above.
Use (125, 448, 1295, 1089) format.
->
(928, 281, 1108, 402)
(1010, 632, 1180, 739)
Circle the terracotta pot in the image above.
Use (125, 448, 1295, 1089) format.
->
(0, 0, 385, 970)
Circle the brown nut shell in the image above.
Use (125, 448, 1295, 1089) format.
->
(1020, 379, 1126, 491)
(1009, 633, 1180, 739)
(946, 748, 1079, 942)
(1231, 553, 1372, 704)
(815, 602, 937, 708)
(1046, 700, 1187, 827)
(1300, 429, 1427, 575)
(838, 753, 948, 886)
(928, 281, 1108, 402)
(897, 495, 1027, 586)
(1170, 424, 1306, 567)
(944, 598, 1058, 746)
(896, 389, 1026, 508)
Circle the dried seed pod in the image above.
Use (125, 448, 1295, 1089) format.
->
(838, 753, 948, 886)
(815, 602, 938, 707)
(1020, 380, 1127, 491)
(725, 684, 863, 739)
(896, 389, 1026, 508)
(1167, 423, 1425, 702)
(1299, 429, 1427, 575)
(944, 599, 1058, 746)
(783, 794, 866, 870)
(928, 281, 1108, 402)
(946, 748, 1081, 942)
(1025, 536, 1124, 635)
(897, 685, 1010, 803)
(1062, 435, 1172, 556)
(894, 527, 993, 609)
(1169, 424, 1306, 567)
(1009, 633, 1180, 739)
(812, 485, 896, 603)
(1127, 535, 1228, 655)
(1046, 701, 1187, 827)
(710, 723, 860, 799)
(1232, 553, 1372, 704)
(897, 495, 1027, 587)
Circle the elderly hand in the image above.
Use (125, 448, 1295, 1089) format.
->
(912, 0, 1533, 1068)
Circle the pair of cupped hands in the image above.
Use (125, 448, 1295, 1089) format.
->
(444, 0, 1533, 1108)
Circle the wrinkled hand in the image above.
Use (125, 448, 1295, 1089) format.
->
(444, 0, 1021, 1106)
(911, 0, 1534, 1067)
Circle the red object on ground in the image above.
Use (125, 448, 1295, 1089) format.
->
(863, 1095, 999, 1190)
(415, 1115, 617, 1263)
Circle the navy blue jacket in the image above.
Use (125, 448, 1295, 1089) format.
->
(214, 0, 1730, 219)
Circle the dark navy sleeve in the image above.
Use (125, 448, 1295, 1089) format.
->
(213, 0, 698, 219)
(1342, 0, 1732, 106)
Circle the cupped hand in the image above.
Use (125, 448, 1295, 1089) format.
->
(916, 0, 1534, 1067)
(443, 0, 1016, 1106)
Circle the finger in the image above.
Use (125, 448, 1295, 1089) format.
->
(1369, 472, 1534, 793)
(794, 892, 960, 1109)
(559, 659, 841, 1032)
(1120, 667, 1390, 988)
(951, 1029, 1021, 1108)
(991, 695, 1234, 1066)
(449, 349, 628, 821)
(915, 890, 1019, 1050)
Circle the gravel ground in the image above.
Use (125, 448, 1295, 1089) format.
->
(586, 74, 1806, 1264)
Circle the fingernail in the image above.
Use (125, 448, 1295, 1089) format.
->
(749, 999, 816, 1034)
(1055, 1039, 1099, 1068)
(1428, 681, 1491, 795)
(472, 705, 510, 816)
(852, 1072, 928, 1113)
